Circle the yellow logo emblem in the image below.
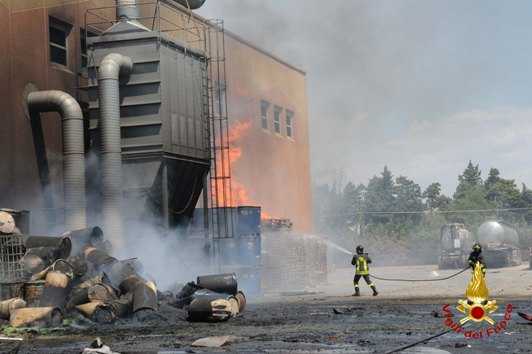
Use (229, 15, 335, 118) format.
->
(456, 262, 497, 325)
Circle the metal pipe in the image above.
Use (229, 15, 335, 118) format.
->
(116, 0, 140, 20)
(27, 91, 86, 230)
(168, 0, 207, 10)
(98, 53, 133, 248)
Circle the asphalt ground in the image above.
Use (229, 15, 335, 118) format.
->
(2, 264, 531, 354)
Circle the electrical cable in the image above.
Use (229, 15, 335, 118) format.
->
(370, 267, 469, 282)
(353, 206, 532, 215)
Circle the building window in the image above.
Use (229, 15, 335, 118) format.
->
(80, 28, 96, 68)
(273, 106, 282, 134)
(260, 100, 269, 130)
(286, 110, 294, 138)
(49, 17, 72, 66)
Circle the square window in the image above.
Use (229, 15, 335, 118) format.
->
(260, 100, 269, 130)
(49, 17, 72, 66)
(273, 106, 282, 134)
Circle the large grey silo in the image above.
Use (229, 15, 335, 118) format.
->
(85, 20, 210, 235)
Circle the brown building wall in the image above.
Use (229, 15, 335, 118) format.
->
(0, 0, 105, 232)
(0, 0, 312, 233)
(223, 34, 313, 233)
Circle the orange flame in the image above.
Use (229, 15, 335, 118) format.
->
(211, 120, 273, 219)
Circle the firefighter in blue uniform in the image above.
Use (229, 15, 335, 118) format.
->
(351, 245, 378, 296)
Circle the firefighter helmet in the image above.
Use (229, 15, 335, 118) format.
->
(356, 245, 364, 255)
(472, 243, 482, 252)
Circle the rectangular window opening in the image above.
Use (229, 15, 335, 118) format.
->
(49, 17, 72, 66)
(286, 110, 294, 138)
(260, 100, 270, 130)
(273, 106, 282, 134)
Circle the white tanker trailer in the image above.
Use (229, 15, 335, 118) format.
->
(477, 220, 521, 268)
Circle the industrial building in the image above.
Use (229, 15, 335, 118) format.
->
(0, 0, 312, 235)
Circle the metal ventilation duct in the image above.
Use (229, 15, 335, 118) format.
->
(167, 0, 207, 10)
(116, 0, 140, 20)
(98, 53, 133, 247)
(26, 90, 87, 230)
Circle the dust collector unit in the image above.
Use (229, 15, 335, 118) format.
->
(85, 18, 210, 231)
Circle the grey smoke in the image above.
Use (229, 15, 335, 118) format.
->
(198, 1, 532, 194)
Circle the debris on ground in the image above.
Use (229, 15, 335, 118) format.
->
(82, 337, 120, 354)
(174, 273, 246, 322)
(453, 342, 469, 348)
(191, 335, 244, 347)
(0, 335, 23, 341)
(6, 227, 161, 326)
(0, 225, 247, 333)
(332, 306, 363, 315)
(517, 312, 532, 321)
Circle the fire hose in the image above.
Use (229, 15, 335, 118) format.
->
(370, 267, 469, 282)
(384, 328, 452, 354)
(371, 267, 470, 352)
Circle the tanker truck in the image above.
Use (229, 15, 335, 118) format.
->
(477, 220, 521, 268)
(438, 223, 474, 269)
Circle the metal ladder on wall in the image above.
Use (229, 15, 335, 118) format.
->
(204, 20, 234, 241)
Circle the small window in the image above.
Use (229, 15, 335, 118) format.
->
(260, 100, 269, 130)
(80, 28, 96, 68)
(49, 17, 72, 66)
(273, 106, 282, 134)
(286, 110, 294, 138)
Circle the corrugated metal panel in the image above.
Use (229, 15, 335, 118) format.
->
(84, 21, 210, 225)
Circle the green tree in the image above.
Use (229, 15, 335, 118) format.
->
(365, 166, 395, 224)
(484, 168, 521, 208)
(454, 161, 482, 199)
(485, 168, 500, 191)
(423, 182, 451, 210)
(519, 184, 532, 225)
(393, 176, 423, 224)
(451, 185, 494, 226)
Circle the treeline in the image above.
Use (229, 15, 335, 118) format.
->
(313, 161, 532, 264)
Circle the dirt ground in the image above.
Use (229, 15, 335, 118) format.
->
(2, 265, 531, 354)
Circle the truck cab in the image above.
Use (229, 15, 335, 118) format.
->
(439, 223, 473, 269)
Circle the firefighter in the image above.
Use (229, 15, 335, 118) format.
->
(351, 245, 378, 296)
(468, 243, 486, 275)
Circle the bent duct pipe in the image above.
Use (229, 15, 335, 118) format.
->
(171, 0, 207, 10)
(98, 53, 133, 247)
(27, 90, 86, 230)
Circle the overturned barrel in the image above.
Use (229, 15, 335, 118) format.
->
(187, 289, 236, 322)
(24, 236, 72, 259)
(197, 273, 237, 295)
(83, 246, 117, 268)
(66, 227, 104, 255)
(119, 276, 157, 313)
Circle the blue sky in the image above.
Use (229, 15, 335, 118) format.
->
(198, 0, 532, 195)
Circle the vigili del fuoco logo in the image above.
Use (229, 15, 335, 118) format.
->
(441, 262, 513, 339)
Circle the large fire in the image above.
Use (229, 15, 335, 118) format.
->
(211, 119, 272, 220)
